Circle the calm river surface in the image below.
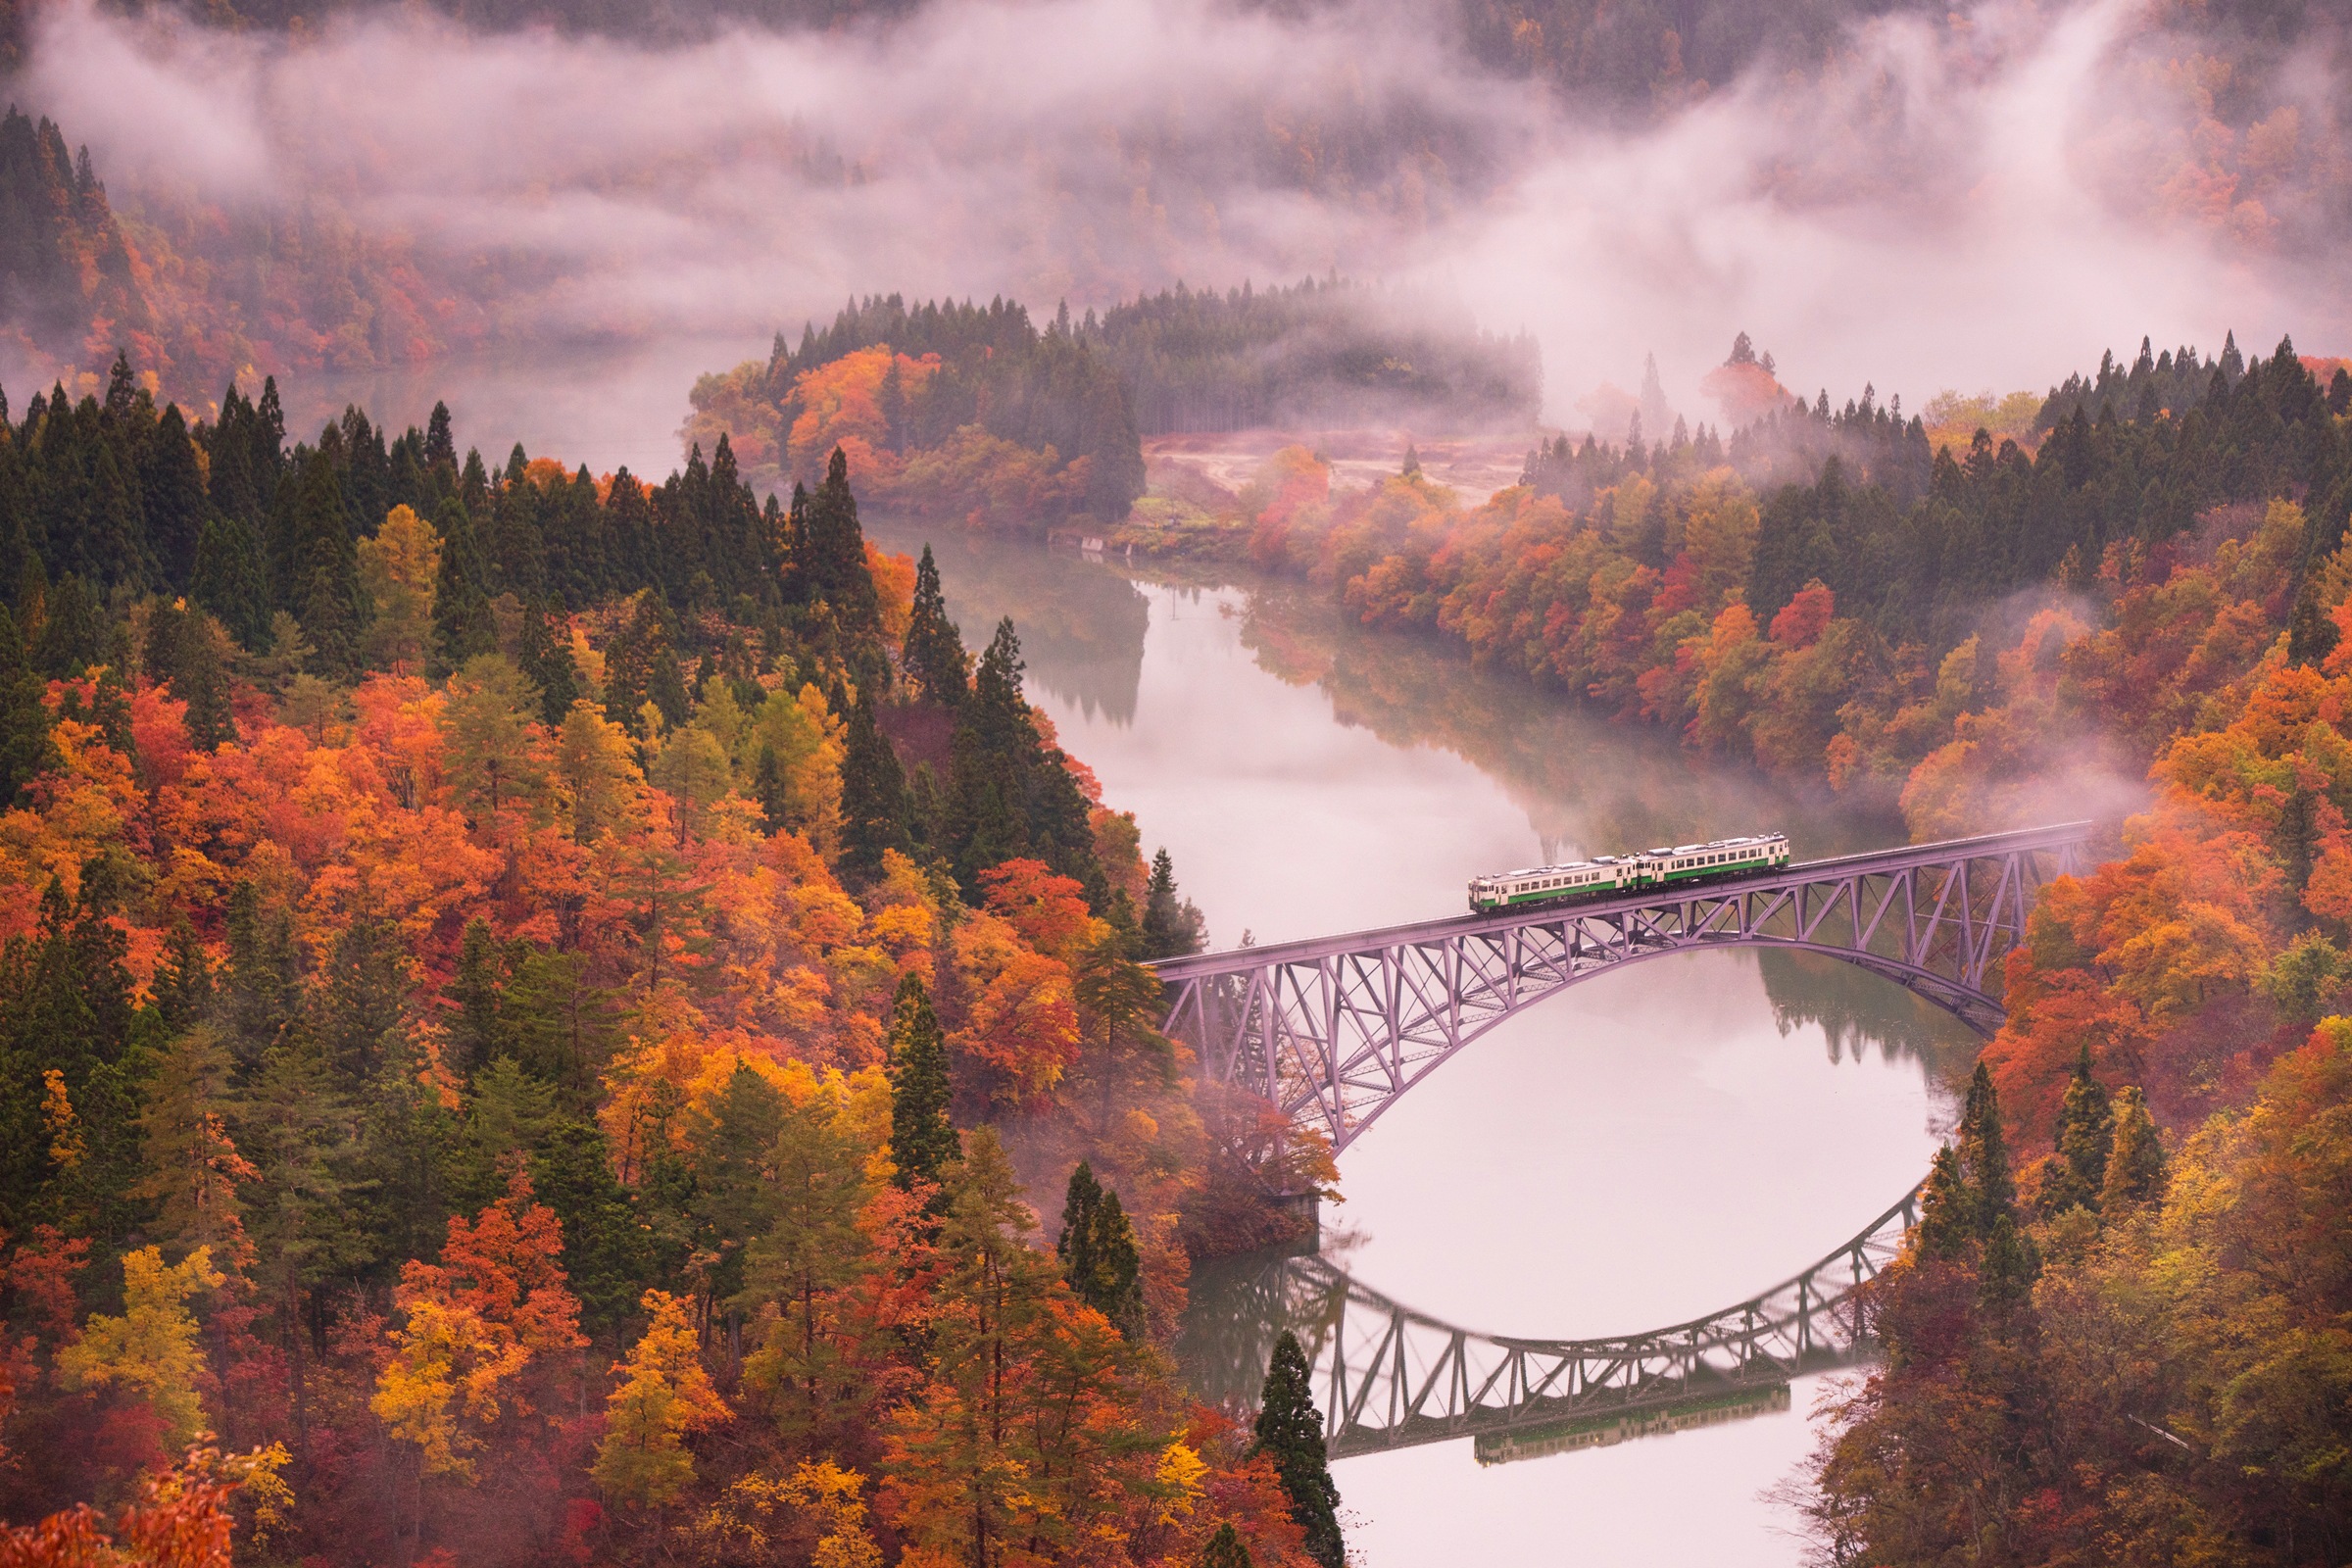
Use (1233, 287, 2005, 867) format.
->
(867, 520, 1978, 1566)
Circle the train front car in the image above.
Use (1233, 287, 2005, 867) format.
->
(1642, 832, 1790, 888)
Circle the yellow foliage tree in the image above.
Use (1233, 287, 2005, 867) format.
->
(556, 698, 646, 846)
(591, 1290, 727, 1510)
(57, 1245, 224, 1447)
(370, 1297, 530, 1483)
(357, 505, 441, 673)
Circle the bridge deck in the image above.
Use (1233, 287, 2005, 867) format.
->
(1147, 821, 2096, 980)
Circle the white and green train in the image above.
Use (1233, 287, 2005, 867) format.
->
(1467, 833, 1791, 914)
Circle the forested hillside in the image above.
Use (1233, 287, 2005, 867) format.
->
(1790, 445, 2352, 1567)
(684, 297, 1146, 533)
(1215, 334, 2352, 810)
(681, 283, 1540, 535)
(0, 359, 1347, 1567)
(0, 108, 148, 375)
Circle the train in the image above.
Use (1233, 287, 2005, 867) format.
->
(1467, 833, 1791, 914)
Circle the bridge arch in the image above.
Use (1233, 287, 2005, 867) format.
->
(1151, 823, 2092, 1154)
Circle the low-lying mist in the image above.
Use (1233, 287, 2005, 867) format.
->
(6, 0, 2349, 470)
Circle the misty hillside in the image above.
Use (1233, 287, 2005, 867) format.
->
(1087, 278, 1540, 435)
(678, 282, 1539, 533)
(4, 0, 2349, 437)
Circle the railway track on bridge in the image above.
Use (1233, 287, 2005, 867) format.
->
(1151, 822, 2095, 1153)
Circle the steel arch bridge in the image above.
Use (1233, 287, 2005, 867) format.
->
(1151, 822, 2094, 1155)
(1181, 1186, 1920, 1460)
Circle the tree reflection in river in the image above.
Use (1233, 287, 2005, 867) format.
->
(867, 521, 1905, 863)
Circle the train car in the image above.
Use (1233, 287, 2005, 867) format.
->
(1468, 833, 1790, 914)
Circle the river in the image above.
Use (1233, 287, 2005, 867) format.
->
(863, 519, 1980, 1566)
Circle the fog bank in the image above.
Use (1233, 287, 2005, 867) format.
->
(8, 0, 2348, 466)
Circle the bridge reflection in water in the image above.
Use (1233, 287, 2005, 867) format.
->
(1177, 1187, 1918, 1463)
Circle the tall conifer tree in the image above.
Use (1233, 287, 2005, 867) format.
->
(191, 514, 271, 650)
(839, 686, 912, 874)
(1957, 1060, 2014, 1232)
(1250, 1330, 1345, 1568)
(885, 973, 956, 1200)
(1056, 1161, 1145, 1338)
(2100, 1087, 2166, 1210)
(2046, 1046, 2114, 1213)
(904, 545, 969, 705)
(0, 605, 57, 805)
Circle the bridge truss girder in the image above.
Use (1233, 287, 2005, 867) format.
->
(1279, 1188, 1920, 1457)
(1157, 825, 2091, 1155)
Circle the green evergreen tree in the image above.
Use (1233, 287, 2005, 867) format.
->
(518, 601, 581, 726)
(954, 772, 1026, 891)
(430, 497, 496, 677)
(132, 1022, 246, 1258)
(0, 606, 58, 805)
(885, 972, 956, 1200)
(1058, 1159, 1102, 1285)
(2100, 1086, 2167, 1211)
(1198, 1524, 1252, 1568)
(0, 872, 147, 1239)
(688, 1062, 786, 1312)
(1056, 1161, 1146, 1338)
(1957, 1060, 2015, 1232)
(1979, 1210, 2041, 1308)
(500, 947, 616, 1108)
(152, 915, 214, 1034)
(603, 592, 689, 736)
(529, 1118, 652, 1341)
(738, 1089, 870, 1440)
(32, 572, 100, 677)
(447, 918, 504, 1079)
(140, 404, 209, 593)
(904, 544, 969, 705)
(316, 914, 407, 1087)
(271, 449, 367, 676)
(240, 1027, 377, 1446)
(191, 513, 272, 651)
(450, 1055, 554, 1204)
(839, 686, 913, 875)
(2046, 1046, 2114, 1213)
(969, 617, 1029, 754)
(1916, 1143, 1975, 1259)
(222, 880, 298, 1076)
(1250, 1330, 1345, 1568)
(791, 447, 881, 637)
(1141, 848, 1206, 958)
(143, 596, 232, 751)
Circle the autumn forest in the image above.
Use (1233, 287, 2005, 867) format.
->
(0, 351, 1360, 1567)
(4, 0, 2352, 1561)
